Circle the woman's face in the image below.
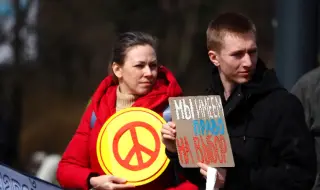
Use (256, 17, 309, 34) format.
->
(112, 44, 158, 96)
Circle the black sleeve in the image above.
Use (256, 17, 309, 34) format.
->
(250, 94, 317, 190)
(165, 149, 206, 188)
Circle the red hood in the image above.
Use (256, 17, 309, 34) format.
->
(91, 65, 182, 125)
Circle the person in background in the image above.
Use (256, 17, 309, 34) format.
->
(161, 12, 317, 190)
(291, 66, 320, 190)
(56, 31, 198, 190)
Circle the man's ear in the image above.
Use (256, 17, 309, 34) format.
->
(208, 50, 219, 67)
(112, 62, 122, 79)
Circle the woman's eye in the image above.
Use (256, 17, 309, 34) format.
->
(150, 63, 157, 68)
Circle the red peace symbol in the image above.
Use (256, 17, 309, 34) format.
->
(113, 121, 161, 171)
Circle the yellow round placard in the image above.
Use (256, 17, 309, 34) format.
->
(96, 107, 170, 186)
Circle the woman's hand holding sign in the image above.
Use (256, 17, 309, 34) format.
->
(90, 175, 135, 190)
(161, 122, 177, 153)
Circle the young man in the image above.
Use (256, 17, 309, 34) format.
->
(161, 12, 316, 190)
(291, 66, 320, 190)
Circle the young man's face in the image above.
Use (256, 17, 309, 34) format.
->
(209, 32, 258, 84)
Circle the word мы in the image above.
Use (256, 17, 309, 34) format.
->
(173, 96, 223, 120)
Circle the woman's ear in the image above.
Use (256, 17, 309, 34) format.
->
(112, 62, 122, 79)
(208, 50, 219, 67)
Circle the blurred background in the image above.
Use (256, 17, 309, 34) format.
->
(0, 0, 319, 186)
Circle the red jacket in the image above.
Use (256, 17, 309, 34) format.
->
(56, 66, 198, 190)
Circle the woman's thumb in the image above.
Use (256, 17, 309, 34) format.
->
(109, 176, 127, 184)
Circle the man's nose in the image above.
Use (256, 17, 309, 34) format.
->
(242, 53, 253, 67)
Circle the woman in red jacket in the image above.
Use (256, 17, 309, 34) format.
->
(56, 32, 198, 190)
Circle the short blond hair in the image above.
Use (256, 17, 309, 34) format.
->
(206, 12, 256, 52)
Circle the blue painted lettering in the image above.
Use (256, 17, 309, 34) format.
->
(193, 120, 199, 135)
(192, 118, 225, 136)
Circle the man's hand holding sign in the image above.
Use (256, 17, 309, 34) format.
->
(161, 95, 234, 189)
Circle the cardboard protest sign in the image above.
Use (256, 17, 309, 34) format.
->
(169, 95, 234, 168)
